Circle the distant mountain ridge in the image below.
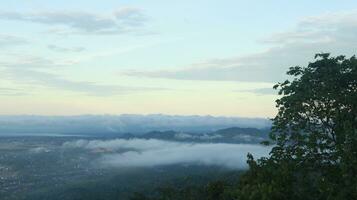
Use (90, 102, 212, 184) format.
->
(0, 114, 271, 136)
(123, 127, 270, 144)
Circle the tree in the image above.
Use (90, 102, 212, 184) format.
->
(236, 53, 357, 200)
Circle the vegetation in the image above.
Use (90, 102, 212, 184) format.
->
(237, 53, 357, 200)
(134, 53, 357, 199)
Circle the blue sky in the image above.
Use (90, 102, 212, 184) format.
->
(1, 0, 357, 117)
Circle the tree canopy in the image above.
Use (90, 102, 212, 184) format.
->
(236, 53, 357, 200)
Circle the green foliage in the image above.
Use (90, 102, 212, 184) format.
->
(236, 53, 357, 200)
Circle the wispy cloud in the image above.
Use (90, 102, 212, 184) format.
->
(123, 10, 357, 83)
(0, 34, 28, 47)
(0, 87, 28, 96)
(236, 87, 277, 96)
(0, 7, 149, 35)
(0, 52, 166, 96)
(0, 54, 75, 69)
(63, 139, 271, 169)
(47, 44, 85, 53)
(3, 69, 166, 96)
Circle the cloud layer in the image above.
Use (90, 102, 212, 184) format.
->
(0, 34, 28, 47)
(47, 45, 85, 53)
(63, 139, 271, 169)
(123, 10, 357, 83)
(0, 54, 163, 96)
(0, 87, 27, 96)
(0, 7, 148, 35)
(3, 69, 165, 96)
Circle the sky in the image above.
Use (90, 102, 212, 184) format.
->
(1, 0, 357, 117)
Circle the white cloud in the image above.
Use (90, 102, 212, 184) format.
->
(123, 10, 357, 83)
(0, 54, 74, 69)
(0, 7, 149, 35)
(47, 44, 85, 53)
(0, 53, 166, 96)
(63, 139, 271, 169)
(0, 34, 28, 47)
(0, 87, 27, 96)
(2, 69, 166, 96)
(235, 87, 277, 96)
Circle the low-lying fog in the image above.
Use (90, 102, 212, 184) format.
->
(63, 139, 271, 169)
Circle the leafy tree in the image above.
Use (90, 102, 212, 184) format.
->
(236, 53, 357, 200)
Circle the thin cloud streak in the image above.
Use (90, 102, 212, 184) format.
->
(0, 7, 149, 35)
(0, 34, 29, 47)
(3, 69, 167, 96)
(0, 87, 28, 96)
(47, 44, 85, 53)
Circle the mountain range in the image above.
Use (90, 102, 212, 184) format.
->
(120, 127, 270, 144)
(0, 114, 271, 136)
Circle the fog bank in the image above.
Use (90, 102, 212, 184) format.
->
(63, 139, 271, 169)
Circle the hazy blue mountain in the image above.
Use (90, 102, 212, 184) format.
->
(0, 114, 271, 136)
(129, 127, 270, 144)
